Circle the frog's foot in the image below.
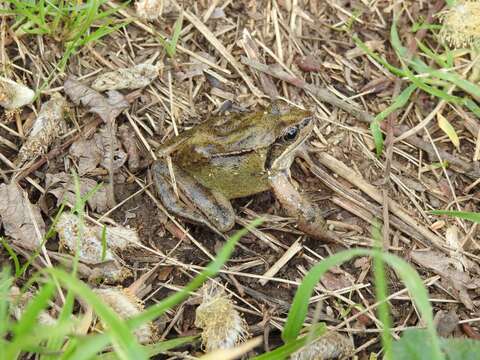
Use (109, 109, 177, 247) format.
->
(152, 160, 235, 233)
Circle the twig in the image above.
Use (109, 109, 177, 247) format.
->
(241, 57, 480, 179)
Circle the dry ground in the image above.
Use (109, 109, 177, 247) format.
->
(1, 0, 480, 358)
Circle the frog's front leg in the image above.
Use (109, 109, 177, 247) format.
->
(152, 160, 235, 233)
(269, 171, 338, 242)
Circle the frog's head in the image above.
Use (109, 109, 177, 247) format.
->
(267, 107, 314, 172)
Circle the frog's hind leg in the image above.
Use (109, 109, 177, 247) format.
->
(152, 160, 235, 233)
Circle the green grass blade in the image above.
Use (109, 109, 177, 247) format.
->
(98, 336, 198, 360)
(45, 268, 147, 360)
(416, 40, 448, 69)
(252, 324, 326, 360)
(430, 210, 480, 224)
(12, 281, 56, 338)
(372, 222, 392, 359)
(371, 83, 417, 156)
(282, 249, 443, 359)
(166, 12, 183, 57)
(370, 120, 384, 157)
(127, 219, 262, 328)
(60, 334, 111, 360)
(352, 36, 405, 77)
(0, 267, 13, 338)
(282, 248, 366, 342)
(1, 238, 21, 276)
(375, 84, 417, 122)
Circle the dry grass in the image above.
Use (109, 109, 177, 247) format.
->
(1, 0, 480, 358)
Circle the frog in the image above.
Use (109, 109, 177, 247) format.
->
(152, 106, 330, 240)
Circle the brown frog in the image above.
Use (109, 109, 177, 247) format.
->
(153, 106, 330, 240)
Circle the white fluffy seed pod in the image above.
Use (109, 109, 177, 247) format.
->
(17, 92, 67, 165)
(439, 1, 480, 48)
(95, 223, 142, 250)
(0, 76, 35, 109)
(135, 0, 165, 20)
(290, 331, 354, 360)
(56, 213, 115, 265)
(91, 63, 159, 91)
(94, 287, 155, 343)
(9, 286, 58, 326)
(195, 282, 248, 352)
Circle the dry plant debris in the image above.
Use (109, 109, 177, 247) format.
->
(0, 76, 35, 110)
(2, 0, 480, 357)
(9, 286, 58, 327)
(45, 172, 108, 212)
(64, 78, 129, 123)
(16, 93, 68, 166)
(439, 0, 480, 48)
(92, 63, 159, 92)
(195, 282, 249, 352)
(0, 182, 45, 249)
(93, 287, 156, 344)
(55, 213, 135, 283)
(290, 330, 354, 360)
(135, 0, 172, 20)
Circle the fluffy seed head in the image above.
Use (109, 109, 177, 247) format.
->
(195, 282, 248, 352)
(439, 1, 480, 48)
(94, 287, 155, 343)
(290, 331, 354, 360)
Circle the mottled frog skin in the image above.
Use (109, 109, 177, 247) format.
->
(153, 107, 313, 232)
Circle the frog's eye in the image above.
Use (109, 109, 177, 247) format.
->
(283, 126, 298, 141)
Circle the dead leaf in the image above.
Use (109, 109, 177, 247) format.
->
(118, 124, 140, 171)
(95, 224, 141, 251)
(434, 309, 459, 337)
(296, 54, 322, 72)
(320, 269, 352, 291)
(69, 138, 102, 176)
(410, 250, 480, 309)
(92, 63, 159, 91)
(0, 183, 45, 249)
(17, 93, 68, 165)
(64, 77, 129, 123)
(68, 127, 127, 175)
(95, 126, 128, 171)
(45, 172, 108, 213)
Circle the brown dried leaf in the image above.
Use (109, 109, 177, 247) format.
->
(45, 172, 108, 213)
(118, 124, 140, 171)
(410, 250, 480, 309)
(69, 138, 102, 176)
(17, 93, 67, 165)
(92, 63, 159, 91)
(95, 127, 127, 171)
(434, 309, 459, 337)
(64, 77, 128, 123)
(0, 183, 45, 248)
(320, 269, 352, 291)
(296, 54, 322, 73)
(56, 213, 136, 284)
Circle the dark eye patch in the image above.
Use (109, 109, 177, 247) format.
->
(283, 126, 298, 140)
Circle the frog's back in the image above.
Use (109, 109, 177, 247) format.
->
(183, 150, 271, 199)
